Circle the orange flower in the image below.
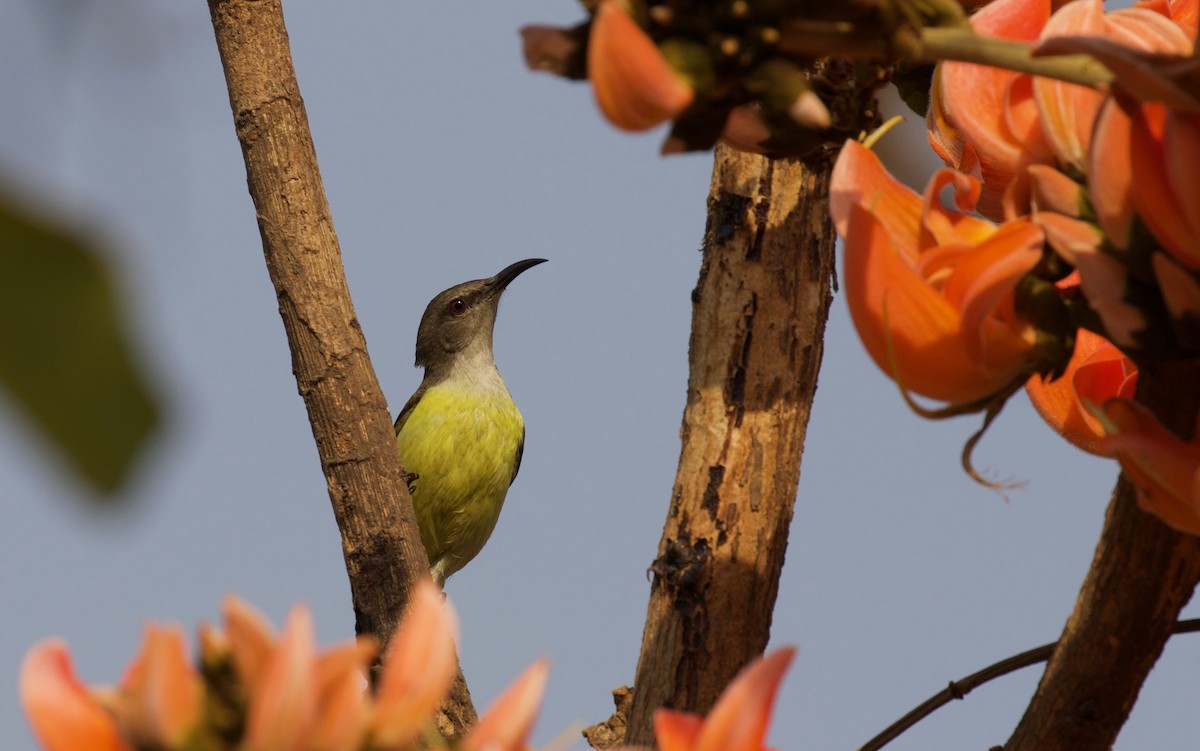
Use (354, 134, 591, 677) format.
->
(930, 0, 1192, 218)
(1034, 0, 1191, 170)
(929, 0, 1053, 217)
(831, 139, 1044, 405)
(20, 580, 486, 751)
(636, 648, 795, 751)
(20, 640, 131, 751)
(464, 659, 550, 751)
(1039, 2, 1197, 264)
(370, 581, 461, 749)
(1099, 399, 1200, 534)
(110, 624, 204, 748)
(1026, 328, 1138, 454)
(588, 0, 693, 131)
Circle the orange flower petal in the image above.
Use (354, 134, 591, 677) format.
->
(463, 659, 549, 751)
(1132, 104, 1200, 270)
(1153, 251, 1200, 321)
(223, 594, 279, 695)
(244, 605, 318, 751)
(936, 0, 1053, 210)
(1101, 399, 1200, 533)
(1033, 0, 1108, 169)
(311, 642, 375, 751)
(830, 139, 926, 262)
(941, 219, 1043, 367)
(1088, 98, 1136, 248)
(654, 710, 705, 751)
(371, 580, 460, 748)
(1026, 329, 1137, 453)
(119, 624, 203, 747)
(588, 0, 693, 131)
(20, 640, 131, 751)
(692, 648, 795, 751)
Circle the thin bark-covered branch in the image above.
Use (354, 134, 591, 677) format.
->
(1005, 358, 1200, 751)
(206, 0, 476, 736)
(859, 619, 1200, 751)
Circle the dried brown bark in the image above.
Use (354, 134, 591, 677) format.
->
(595, 145, 838, 747)
(1005, 357, 1200, 751)
(207, 0, 476, 737)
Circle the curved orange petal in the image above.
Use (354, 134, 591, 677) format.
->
(693, 648, 795, 751)
(920, 168, 1001, 248)
(1153, 251, 1200, 321)
(1088, 98, 1136, 248)
(1033, 0, 1107, 169)
(20, 640, 131, 751)
(1026, 329, 1137, 453)
(1131, 104, 1200, 270)
(223, 594, 279, 695)
(588, 0, 693, 131)
(464, 659, 549, 751)
(941, 219, 1042, 370)
(1101, 399, 1200, 533)
(120, 624, 203, 747)
(831, 140, 925, 263)
(927, 69, 981, 175)
(843, 204, 989, 403)
(312, 642, 375, 751)
(244, 606, 318, 751)
(371, 580, 459, 748)
(937, 0, 1053, 203)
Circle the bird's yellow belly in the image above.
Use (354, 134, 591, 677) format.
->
(395, 384, 523, 582)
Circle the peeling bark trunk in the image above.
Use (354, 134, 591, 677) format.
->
(207, 0, 476, 736)
(591, 145, 838, 747)
(1005, 358, 1200, 751)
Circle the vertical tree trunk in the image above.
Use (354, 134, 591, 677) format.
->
(207, 0, 476, 736)
(608, 145, 838, 747)
(1005, 358, 1200, 751)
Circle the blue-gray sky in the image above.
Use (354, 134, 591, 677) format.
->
(1, 1, 1196, 749)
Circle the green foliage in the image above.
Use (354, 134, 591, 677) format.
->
(0, 193, 159, 496)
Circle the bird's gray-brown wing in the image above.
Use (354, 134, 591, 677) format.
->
(510, 425, 524, 486)
(394, 382, 427, 436)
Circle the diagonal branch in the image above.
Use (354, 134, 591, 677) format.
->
(206, 0, 476, 737)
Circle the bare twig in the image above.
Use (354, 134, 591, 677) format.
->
(858, 619, 1200, 751)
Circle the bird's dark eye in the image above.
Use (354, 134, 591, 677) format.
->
(448, 298, 466, 315)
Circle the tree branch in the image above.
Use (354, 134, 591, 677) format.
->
(593, 144, 838, 747)
(1004, 358, 1200, 751)
(859, 619, 1200, 751)
(206, 0, 476, 736)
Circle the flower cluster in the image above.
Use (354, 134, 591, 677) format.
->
(834, 0, 1200, 530)
(20, 581, 547, 751)
(21, 581, 799, 751)
(521, 0, 923, 156)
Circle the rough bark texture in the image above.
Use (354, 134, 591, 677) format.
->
(613, 145, 838, 747)
(1005, 357, 1200, 751)
(207, 0, 476, 736)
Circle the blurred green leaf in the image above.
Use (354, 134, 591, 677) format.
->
(0, 193, 159, 496)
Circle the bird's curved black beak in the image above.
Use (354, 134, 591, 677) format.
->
(487, 258, 547, 291)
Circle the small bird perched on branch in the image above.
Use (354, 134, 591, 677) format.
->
(395, 259, 546, 588)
